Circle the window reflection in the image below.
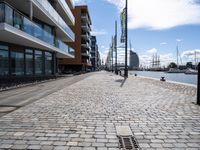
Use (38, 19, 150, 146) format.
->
(25, 49, 33, 75)
(11, 51, 24, 75)
(0, 4, 4, 23)
(35, 50, 43, 75)
(45, 52, 52, 75)
(5, 5, 13, 25)
(0, 45, 9, 76)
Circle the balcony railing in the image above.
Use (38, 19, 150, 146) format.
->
(34, 0, 74, 40)
(0, 2, 74, 56)
(58, 0, 75, 24)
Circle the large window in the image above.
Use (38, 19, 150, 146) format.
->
(45, 52, 53, 75)
(0, 45, 9, 76)
(11, 50, 24, 76)
(35, 50, 43, 75)
(25, 49, 33, 75)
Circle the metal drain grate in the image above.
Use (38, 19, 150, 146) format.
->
(118, 136, 141, 150)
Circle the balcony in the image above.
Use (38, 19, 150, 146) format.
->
(81, 23, 91, 32)
(56, 0, 75, 25)
(0, 2, 74, 58)
(81, 33, 90, 40)
(81, 42, 90, 49)
(66, 0, 74, 9)
(81, 50, 90, 57)
(81, 14, 89, 21)
(81, 13, 91, 25)
(33, 0, 75, 41)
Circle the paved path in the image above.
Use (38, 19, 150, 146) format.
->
(0, 71, 199, 150)
(0, 73, 92, 117)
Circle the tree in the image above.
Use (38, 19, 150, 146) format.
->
(168, 62, 177, 68)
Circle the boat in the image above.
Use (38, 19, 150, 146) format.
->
(184, 69, 198, 75)
(167, 68, 185, 73)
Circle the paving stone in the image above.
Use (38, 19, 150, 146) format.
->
(0, 144, 12, 149)
(67, 141, 78, 146)
(54, 146, 69, 150)
(0, 71, 199, 149)
(27, 145, 41, 149)
(41, 145, 54, 150)
(11, 144, 28, 149)
(83, 147, 96, 150)
(53, 141, 66, 146)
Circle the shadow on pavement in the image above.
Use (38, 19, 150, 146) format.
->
(120, 77, 127, 87)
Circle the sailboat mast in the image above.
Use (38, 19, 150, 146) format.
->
(177, 46, 179, 68)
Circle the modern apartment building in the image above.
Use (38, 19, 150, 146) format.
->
(0, 0, 75, 81)
(129, 50, 139, 70)
(59, 5, 92, 72)
(90, 36, 99, 71)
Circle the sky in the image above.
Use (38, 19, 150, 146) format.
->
(74, 0, 200, 67)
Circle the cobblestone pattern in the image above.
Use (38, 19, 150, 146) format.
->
(139, 76, 197, 97)
(0, 71, 199, 150)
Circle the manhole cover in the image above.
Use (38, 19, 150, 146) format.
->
(0, 106, 17, 113)
(118, 136, 141, 150)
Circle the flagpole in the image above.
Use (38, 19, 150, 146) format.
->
(111, 42, 114, 72)
(115, 20, 118, 75)
(124, 0, 128, 77)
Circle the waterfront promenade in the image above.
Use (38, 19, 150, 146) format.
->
(0, 71, 199, 149)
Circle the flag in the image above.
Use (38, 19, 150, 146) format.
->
(120, 8, 126, 43)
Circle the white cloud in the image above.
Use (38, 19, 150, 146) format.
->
(105, 0, 200, 30)
(176, 39, 182, 42)
(146, 48, 157, 54)
(160, 42, 167, 45)
(91, 30, 107, 36)
(99, 46, 109, 64)
(181, 49, 200, 63)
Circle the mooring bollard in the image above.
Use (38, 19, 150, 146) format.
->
(197, 63, 200, 105)
(160, 77, 166, 82)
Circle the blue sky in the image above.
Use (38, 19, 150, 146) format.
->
(74, 0, 200, 67)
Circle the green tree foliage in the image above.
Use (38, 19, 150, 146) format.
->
(168, 62, 177, 68)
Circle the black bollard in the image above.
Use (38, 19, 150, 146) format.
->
(160, 77, 166, 82)
(197, 63, 200, 105)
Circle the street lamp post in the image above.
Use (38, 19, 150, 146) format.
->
(124, 0, 128, 78)
(115, 21, 118, 75)
(197, 62, 200, 105)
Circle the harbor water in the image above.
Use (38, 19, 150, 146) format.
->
(130, 71, 197, 85)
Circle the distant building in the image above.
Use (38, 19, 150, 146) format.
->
(90, 36, 99, 71)
(129, 50, 139, 70)
(58, 5, 92, 72)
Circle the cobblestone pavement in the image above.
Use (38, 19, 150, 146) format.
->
(0, 71, 199, 150)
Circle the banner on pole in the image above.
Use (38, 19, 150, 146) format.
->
(120, 8, 126, 43)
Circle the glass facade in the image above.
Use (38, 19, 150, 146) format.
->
(25, 49, 33, 75)
(0, 45, 9, 76)
(13, 11, 23, 29)
(35, 0, 75, 40)
(35, 50, 43, 75)
(5, 5, 13, 25)
(11, 50, 24, 76)
(0, 2, 75, 57)
(0, 4, 4, 23)
(0, 43, 55, 77)
(45, 52, 53, 75)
